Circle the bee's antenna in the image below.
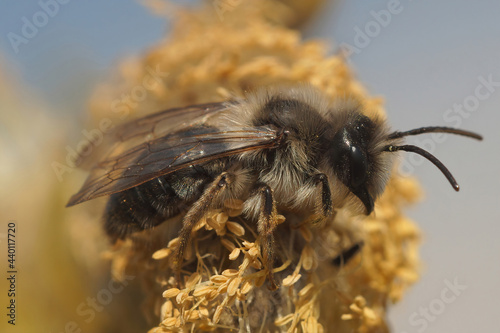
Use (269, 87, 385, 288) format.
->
(388, 126, 483, 141)
(383, 144, 460, 191)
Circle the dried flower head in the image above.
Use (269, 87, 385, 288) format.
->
(94, 1, 422, 332)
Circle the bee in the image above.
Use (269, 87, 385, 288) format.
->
(67, 85, 482, 288)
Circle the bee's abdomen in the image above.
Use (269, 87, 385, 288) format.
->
(104, 170, 213, 240)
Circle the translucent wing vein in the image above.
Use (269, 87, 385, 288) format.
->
(67, 125, 279, 206)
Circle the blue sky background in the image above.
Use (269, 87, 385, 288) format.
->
(1, 1, 498, 332)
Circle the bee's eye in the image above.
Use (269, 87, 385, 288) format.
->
(349, 146, 368, 188)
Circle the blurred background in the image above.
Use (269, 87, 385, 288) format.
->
(0, 0, 498, 332)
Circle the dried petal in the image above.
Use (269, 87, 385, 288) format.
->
(161, 317, 177, 328)
(160, 300, 173, 321)
(301, 245, 317, 271)
(199, 307, 209, 318)
(275, 313, 294, 326)
(229, 248, 241, 260)
(213, 304, 224, 324)
(349, 303, 363, 314)
(193, 285, 213, 297)
(227, 277, 242, 296)
(363, 307, 377, 321)
(215, 212, 228, 225)
(307, 316, 318, 332)
(222, 269, 239, 277)
(239, 257, 250, 271)
(175, 291, 187, 304)
(240, 280, 253, 294)
(226, 208, 243, 217)
(187, 310, 200, 321)
(206, 289, 219, 301)
(152, 248, 172, 260)
(210, 275, 229, 284)
(282, 273, 301, 287)
(249, 259, 262, 270)
(225, 199, 244, 217)
(226, 221, 245, 236)
(185, 272, 200, 289)
(217, 283, 228, 294)
(224, 198, 244, 210)
(248, 246, 259, 258)
(298, 283, 314, 298)
(167, 237, 179, 249)
(341, 314, 354, 321)
(206, 216, 220, 231)
(162, 288, 180, 298)
(301, 320, 307, 332)
(354, 295, 367, 307)
(242, 241, 255, 248)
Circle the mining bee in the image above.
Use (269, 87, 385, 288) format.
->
(67, 85, 482, 288)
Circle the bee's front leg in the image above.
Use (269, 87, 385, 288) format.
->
(299, 173, 334, 225)
(331, 241, 364, 267)
(312, 173, 334, 218)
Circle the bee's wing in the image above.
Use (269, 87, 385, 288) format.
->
(114, 101, 234, 143)
(67, 125, 280, 206)
(77, 102, 234, 170)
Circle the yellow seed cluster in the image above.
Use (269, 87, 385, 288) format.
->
(93, 1, 422, 332)
(147, 200, 292, 331)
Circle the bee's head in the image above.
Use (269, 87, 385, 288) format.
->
(328, 112, 386, 215)
(328, 110, 483, 215)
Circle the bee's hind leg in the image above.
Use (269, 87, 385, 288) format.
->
(254, 183, 279, 290)
(173, 172, 232, 280)
(174, 175, 280, 290)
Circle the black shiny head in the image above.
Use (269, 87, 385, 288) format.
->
(330, 113, 376, 214)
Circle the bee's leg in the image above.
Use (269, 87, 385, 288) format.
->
(309, 173, 334, 224)
(255, 184, 279, 290)
(331, 241, 364, 267)
(174, 172, 231, 275)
